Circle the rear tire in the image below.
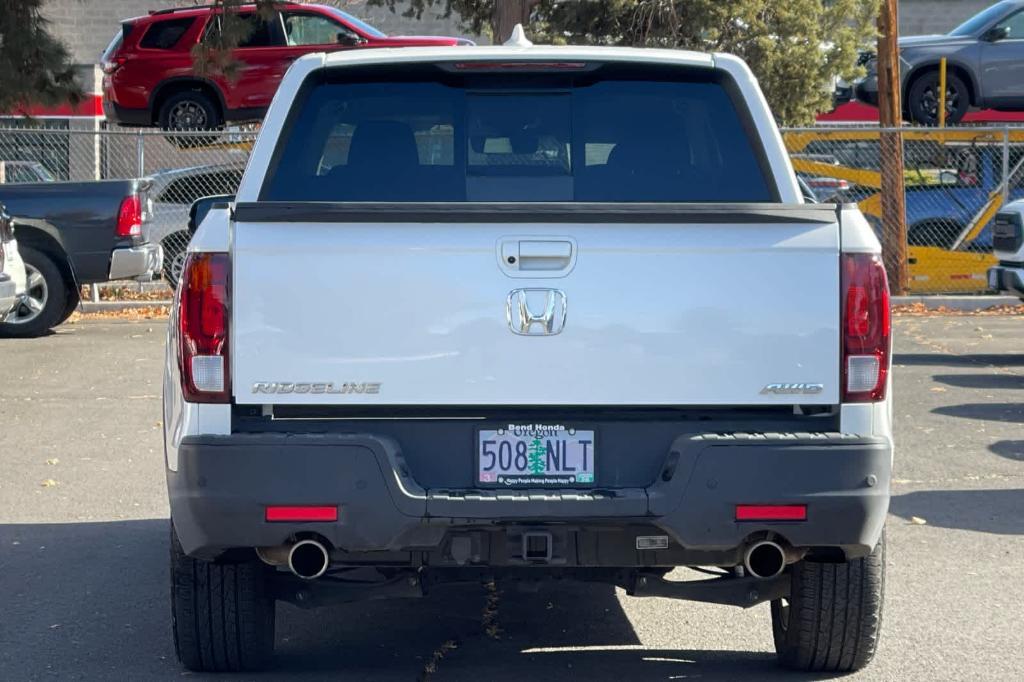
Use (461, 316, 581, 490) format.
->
(159, 90, 223, 148)
(771, 531, 885, 673)
(170, 522, 276, 672)
(161, 233, 189, 290)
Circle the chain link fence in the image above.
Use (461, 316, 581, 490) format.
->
(0, 125, 255, 289)
(782, 125, 1024, 294)
(0, 123, 1019, 295)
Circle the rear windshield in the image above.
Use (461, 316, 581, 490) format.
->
(261, 63, 774, 203)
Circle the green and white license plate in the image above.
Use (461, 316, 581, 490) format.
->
(478, 425, 595, 486)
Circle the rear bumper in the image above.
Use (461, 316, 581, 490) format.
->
(169, 432, 891, 562)
(109, 242, 162, 281)
(103, 100, 152, 128)
(988, 263, 1024, 296)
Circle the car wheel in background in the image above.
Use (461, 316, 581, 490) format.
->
(170, 522, 276, 672)
(159, 91, 223, 148)
(0, 246, 71, 337)
(161, 232, 189, 290)
(771, 531, 885, 673)
(907, 71, 969, 126)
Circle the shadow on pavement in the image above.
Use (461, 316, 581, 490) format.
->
(438, 646, 824, 681)
(931, 402, 1024, 423)
(7, 520, 747, 680)
(894, 353, 1024, 368)
(890, 489, 1024, 535)
(931, 373, 1024, 390)
(989, 440, 1024, 462)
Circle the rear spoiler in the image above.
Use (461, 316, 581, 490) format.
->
(232, 202, 840, 225)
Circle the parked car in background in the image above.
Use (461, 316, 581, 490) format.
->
(146, 163, 243, 287)
(0, 161, 56, 184)
(0, 207, 26, 319)
(988, 200, 1024, 299)
(102, 2, 471, 130)
(855, 0, 1024, 125)
(0, 180, 161, 337)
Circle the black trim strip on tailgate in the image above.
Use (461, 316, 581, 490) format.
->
(232, 202, 839, 225)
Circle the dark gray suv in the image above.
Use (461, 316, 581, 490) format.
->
(856, 0, 1024, 124)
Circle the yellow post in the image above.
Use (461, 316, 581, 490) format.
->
(938, 57, 947, 127)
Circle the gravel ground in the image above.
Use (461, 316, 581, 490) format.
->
(0, 316, 1021, 680)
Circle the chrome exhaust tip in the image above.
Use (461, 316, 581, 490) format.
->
(743, 540, 786, 579)
(287, 539, 330, 580)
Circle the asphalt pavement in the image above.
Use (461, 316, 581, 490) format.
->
(1, 315, 1022, 680)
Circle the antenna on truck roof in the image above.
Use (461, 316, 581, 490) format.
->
(503, 24, 533, 47)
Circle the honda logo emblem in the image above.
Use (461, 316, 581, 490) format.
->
(506, 289, 567, 336)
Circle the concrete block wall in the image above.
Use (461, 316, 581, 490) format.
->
(900, 0, 995, 36)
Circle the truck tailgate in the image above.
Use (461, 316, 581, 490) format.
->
(231, 204, 840, 406)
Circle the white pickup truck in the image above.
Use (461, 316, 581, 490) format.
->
(163, 38, 893, 674)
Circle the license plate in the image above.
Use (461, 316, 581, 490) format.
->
(478, 425, 595, 486)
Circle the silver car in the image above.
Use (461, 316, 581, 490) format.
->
(856, 0, 1024, 124)
(146, 164, 243, 287)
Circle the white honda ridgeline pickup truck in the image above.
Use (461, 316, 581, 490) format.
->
(164, 39, 893, 674)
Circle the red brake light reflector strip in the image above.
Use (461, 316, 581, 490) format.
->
(265, 506, 338, 522)
(736, 505, 807, 521)
(116, 194, 143, 237)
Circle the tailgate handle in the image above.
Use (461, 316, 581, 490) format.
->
(516, 240, 573, 271)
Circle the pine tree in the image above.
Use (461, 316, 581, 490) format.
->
(365, 0, 877, 125)
(0, 0, 82, 113)
(527, 437, 546, 475)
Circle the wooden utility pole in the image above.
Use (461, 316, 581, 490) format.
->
(876, 0, 908, 294)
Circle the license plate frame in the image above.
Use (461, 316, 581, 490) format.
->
(475, 424, 596, 488)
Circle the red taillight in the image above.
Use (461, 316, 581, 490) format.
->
(265, 506, 338, 523)
(178, 252, 230, 403)
(116, 194, 142, 238)
(736, 504, 807, 521)
(841, 253, 891, 402)
(102, 56, 127, 74)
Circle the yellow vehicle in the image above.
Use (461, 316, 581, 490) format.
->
(783, 128, 1024, 294)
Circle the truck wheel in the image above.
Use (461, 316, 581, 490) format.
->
(907, 71, 969, 125)
(161, 233, 189, 289)
(170, 522, 276, 672)
(58, 287, 81, 325)
(771, 531, 885, 673)
(0, 246, 70, 337)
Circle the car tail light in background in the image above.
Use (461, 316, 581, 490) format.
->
(116, 194, 143, 238)
(179, 252, 230, 403)
(101, 58, 126, 75)
(806, 177, 849, 190)
(841, 253, 891, 402)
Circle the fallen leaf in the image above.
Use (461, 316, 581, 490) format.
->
(929, 387, 947, 392)
(910, 516, 927, 525)
(45, 458, 59, 466)
(40, 479, 59, 488)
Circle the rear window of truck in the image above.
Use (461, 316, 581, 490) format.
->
(261, 63, 775, 203)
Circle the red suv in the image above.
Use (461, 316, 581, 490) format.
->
(101, 3, 470, 129)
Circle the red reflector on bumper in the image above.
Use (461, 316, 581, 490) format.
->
(735, 505, 807, 521)
(265, 506, 338, 522)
